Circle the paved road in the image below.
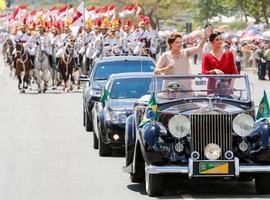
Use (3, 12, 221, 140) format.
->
(0, 57, 270, 200)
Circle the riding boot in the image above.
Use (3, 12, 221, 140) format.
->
(56, 58, 59, 70)
(14, 58, 16, 69)
(86, 57, 90, 72)
(48, 55, 53, 68)
(30, 55, 35, 69)
(79, 54, 83, 67)
(77, 57, 80, 67)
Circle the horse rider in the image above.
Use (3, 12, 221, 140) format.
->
(114, 20, 124, 40)
(48, 27, 62, 69)
(136, 21, 151, 43)
(31, 25, 52, 67)
(13, 24, 32, 68)
(122, 24, 136, 54)
(78, 24, 96, 67)
(55, 25, 74, 62)
(61, 25, 73, 45)
(91, 24, 110, 57)
(133, 21, 152, 55)
(13, 24, 30, 45)
(107, 27, 123, 55)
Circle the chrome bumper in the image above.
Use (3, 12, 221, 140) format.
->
(145, 158, 270, 178)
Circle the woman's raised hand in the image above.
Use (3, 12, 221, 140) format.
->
(205, 24, 214, 38)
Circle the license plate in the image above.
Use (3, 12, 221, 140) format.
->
(199, 162, 229, 174)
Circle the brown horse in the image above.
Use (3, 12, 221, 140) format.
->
(14, 43, 32, 93)
(58, 41, 76, 92)
(2, 39, 14, 76)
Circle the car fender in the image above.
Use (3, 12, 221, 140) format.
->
(97, 109, 106, 140)
(136, 122, 167, 165)
(125, 115, 136, 147)
(250, 121, 270, 149)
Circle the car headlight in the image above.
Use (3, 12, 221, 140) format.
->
(233, 113, 254, 137)
(168, 115, 190, 139)
(204, 143, 221, 160)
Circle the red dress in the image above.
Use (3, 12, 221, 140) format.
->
(202, 51, 238, 74)
(202, 51, 239, 93)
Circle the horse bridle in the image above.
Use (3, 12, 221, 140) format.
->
(15, 43, 28, 64)
(62, 43, 74, 65)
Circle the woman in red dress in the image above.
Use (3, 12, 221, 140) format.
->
(202, 31, 238, 93)
(202, 31, 238, 74)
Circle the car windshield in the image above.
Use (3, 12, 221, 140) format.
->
(154, 75, 251, 103)
(109, 78, 152, 99)
(93, 60, 155, 80)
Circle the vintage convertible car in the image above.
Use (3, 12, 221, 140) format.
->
(92, 72, 153, 156)
(80, 56, 155, 132)
(123, 74, 270, 196)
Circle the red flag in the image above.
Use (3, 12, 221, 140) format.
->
(58, 5, 69, 14)
(12, 4, 27, 19)
(87, 6, 95, 11)
(50, 6, 58, 11)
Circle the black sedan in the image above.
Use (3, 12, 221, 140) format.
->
(92, 72, 153, 156)
(80, 56, 155, 132)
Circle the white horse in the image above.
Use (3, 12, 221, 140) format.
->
(34, 39, 50, 93)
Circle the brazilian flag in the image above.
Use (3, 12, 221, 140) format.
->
(256, 90, 270, 121)
(139, 92, 158, 128)
(100, 88, 110, 102)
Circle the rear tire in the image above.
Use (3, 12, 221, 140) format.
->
(145, 170, 164, 196)
(255, 173, 270, 194)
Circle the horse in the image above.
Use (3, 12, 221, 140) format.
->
(2, 38, 14, 76)
(34, 38, 50, 93)
(58, 40, 76, 92)
(14, 43, 32, 93)
(50, 45, 61, 90)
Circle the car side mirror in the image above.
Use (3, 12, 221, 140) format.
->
(79, 74, 90, 82)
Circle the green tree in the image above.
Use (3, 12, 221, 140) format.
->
(193, 0, 226, 24)
(194, 0, 270, 26)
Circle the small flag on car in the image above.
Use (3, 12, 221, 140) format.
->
(139, 92, 158, 127)
(256, 90, 270, 121)
(100, 88, 110, 102)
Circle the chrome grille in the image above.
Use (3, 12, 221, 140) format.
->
(191, 114, 232, 160)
